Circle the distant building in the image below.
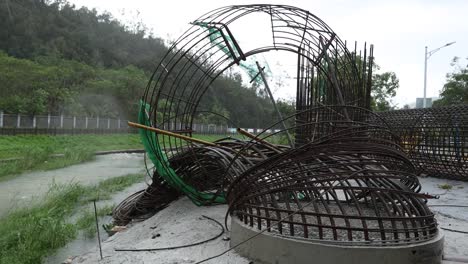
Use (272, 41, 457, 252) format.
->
(415, 98, 433, 108)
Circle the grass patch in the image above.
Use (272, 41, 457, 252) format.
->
(0, 134, 140, 180)
(0, 173, 145, 264)
(94, 173, 144, 194)
(0, 184, 84, 264)
(0, 134, 227, 160)
(82, 173, 145, 202)
(0, 133, 227, 180)
(38, 147, 94, 170)
(438, 183, 453, 190)
(0, 147, 94, 180)
(0, 134, 143, 160)
(193, 134, 227, 142)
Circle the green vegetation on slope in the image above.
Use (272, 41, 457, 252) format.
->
(0, 173, 144, 264)
(0, 0, 293, 127)
(0, 51, 148, 118)
(0, 0, 166, 71)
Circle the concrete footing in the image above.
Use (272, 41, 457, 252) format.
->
(230, 217, 444, 264)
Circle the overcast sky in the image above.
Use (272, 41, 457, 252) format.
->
(69, 0, 467, 107)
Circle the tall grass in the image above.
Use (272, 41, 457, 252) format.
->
(82, 173, 145, 202)
(0, 184, 84, 264)
(0, 173, 145, 264)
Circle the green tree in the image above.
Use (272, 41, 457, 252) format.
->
(336, 54, 399, 112)
(433, 57, 468, 107)
(371, 70, 399, 112)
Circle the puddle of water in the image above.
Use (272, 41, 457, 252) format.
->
(0, 153, 145, 218)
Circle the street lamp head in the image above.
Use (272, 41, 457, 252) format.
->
(424, 40, 455, 108)
(445, 41, 456, 47)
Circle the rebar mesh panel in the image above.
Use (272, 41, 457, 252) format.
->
(380, 106, 468, 180)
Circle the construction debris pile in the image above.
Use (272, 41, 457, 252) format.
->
(112, 4, 463, 251)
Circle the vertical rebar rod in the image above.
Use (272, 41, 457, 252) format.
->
(255, 61, 293, 147)
(93, 200, 103, 260)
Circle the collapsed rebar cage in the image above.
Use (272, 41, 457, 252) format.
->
(140, 4, 374, 201)
(118, 4, 440, 246)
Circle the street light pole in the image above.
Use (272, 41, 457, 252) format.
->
(423, 41, 456, 108)
(423, 46, 428, 108)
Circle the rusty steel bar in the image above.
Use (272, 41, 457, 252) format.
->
(128, 121, 217, 147)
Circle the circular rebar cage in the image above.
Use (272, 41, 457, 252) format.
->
(140, 4, 372, 204)
(226, 106, 437, 245)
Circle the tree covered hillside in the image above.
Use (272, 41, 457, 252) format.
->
(1, 0, 165, 70)
(0, 0, 287, 127)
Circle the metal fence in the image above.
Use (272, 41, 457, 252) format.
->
(0, 112, 127, 130)
(0, 111, 276, 136)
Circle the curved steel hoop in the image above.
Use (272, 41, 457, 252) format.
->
(142, 4, 368, 170)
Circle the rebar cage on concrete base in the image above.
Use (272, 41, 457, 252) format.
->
(226, 106, 438, 245)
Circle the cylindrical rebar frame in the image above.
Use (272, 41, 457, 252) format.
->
(380, 106, 468, 180)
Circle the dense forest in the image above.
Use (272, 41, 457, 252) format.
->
(0, 0, 290, 127)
